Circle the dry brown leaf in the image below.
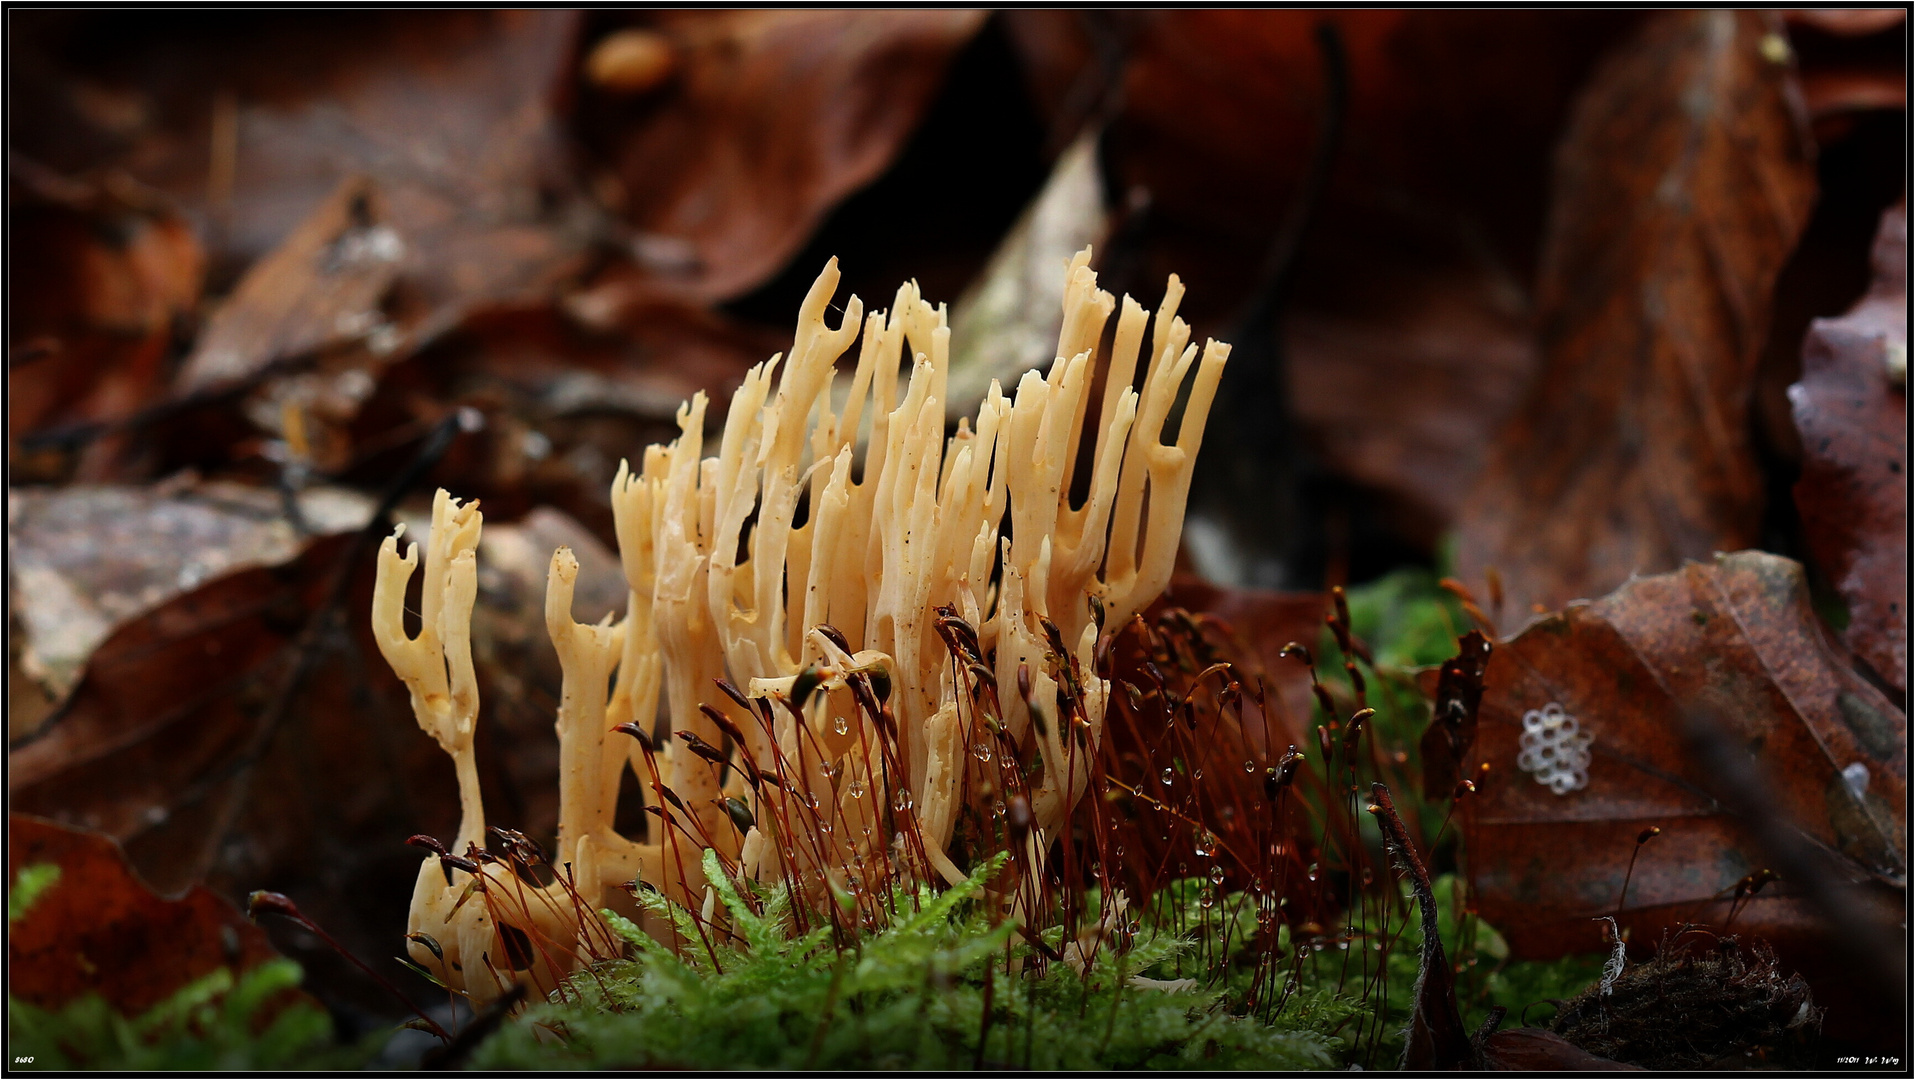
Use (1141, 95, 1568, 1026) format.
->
(1463, 551, 1903, 994)
(8, 813, 292, 1016)
(5, 528, 443, 1015)
(9, 164, 204, 483)
(345, 298, 782, 539)
(7, 480, 372, 702)
(1791, 202, 1907, 693)
(174, 177, 402, 395)
(1480, 1028, 1642, 1071)
(1457, 11, 1818, 617)
(582, 10, 989, 302)
(1018, 11, 1641, 538)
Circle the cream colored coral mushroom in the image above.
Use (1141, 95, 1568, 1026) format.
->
(374, 248, 1229, 1003)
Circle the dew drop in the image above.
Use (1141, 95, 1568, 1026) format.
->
(846, 778, 867, 799)
(1209, 866, 1226, 886)
(893, 789, 914, 813)
(972, 741, 994, 764)
(1194, 831, 1216, 857)
(832, 716, 850, 736)
(1160, 767, 1175, 786)
(1243, 760, 1257, 774)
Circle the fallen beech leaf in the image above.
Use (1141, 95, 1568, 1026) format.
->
(1464, 551, 1905, 971)
(583, 10, 988, 301)
(1480, 1028, 1641, 1071)
(1790, 202, 1907, 692)
(7, 481, 373, 701)
(347, 299, 780, 536)
(8, 161, 204, 483)
(8, 533, 378, 885)
(4, 526, 456, 1016)
(1457, 11, 1817, 617)
(174, 177, 401, 395)
(1011, 11, 1639, 537)
(7, 813, 289, 1016)
(5, 493, 649, 1014)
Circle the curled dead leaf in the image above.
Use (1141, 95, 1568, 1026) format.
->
(7, 480, 373, 704)
(1458, 10, 1818, 616)
(1463, 551, 1904, 1032)
(584, 10, 989, 302)
(1791, 202, 1906, 693)
(8, 813, 298, 1017)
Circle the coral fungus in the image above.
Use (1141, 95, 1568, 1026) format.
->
(372, 249, 1230, 1003)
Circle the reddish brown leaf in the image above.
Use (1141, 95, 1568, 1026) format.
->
(5, 527, 441, 1015)
(8, 813, 290, 1016)
(1457, 11, 1818, 617)
(5, 495, 637, 1013)
(347, 297, 781, 538)
(581, 10, 988, 302)
(8, 533, 372, 884)
(174, 177, 402, 395)
(1008, 11, 1639, 537)
(1481, 1028, 1642, 1071)
(13, 13, 590, 367)
(1791, 202, 1906, 692)
(6, 481, 372, 703)
(1465, 551, 1904, 977)
(8, 163, 204, 483)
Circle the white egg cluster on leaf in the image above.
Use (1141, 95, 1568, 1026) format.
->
(1517, 702, 1592, 794)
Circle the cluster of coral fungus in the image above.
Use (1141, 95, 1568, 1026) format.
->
(372, 249, 1231, 1004)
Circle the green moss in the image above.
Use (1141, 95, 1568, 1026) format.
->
(472, 852, 1340, 1070)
